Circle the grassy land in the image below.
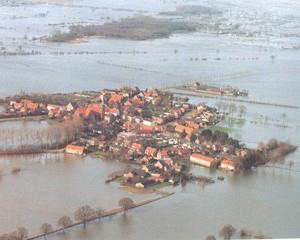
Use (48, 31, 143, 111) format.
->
(208, 125, 234, 133)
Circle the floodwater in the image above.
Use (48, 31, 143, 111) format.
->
(0, 0, 299, 239)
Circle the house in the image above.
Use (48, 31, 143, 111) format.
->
(175, 124, 194, 136)
(135, 182, 145, 188)
(85, 103, 104, 119)
(154, 161, 163, 169)
(190, 153, 215, 168)
(220, 158, 236, 171)
(65, 144, 86, 155)
(130, 143, 144, 154)
(66, 102, 78, 112)
(105, 107, 120, 117)
(10, 101, 23, 110)
(157, 149, 169, 160)
(143, 120, 155, 127)
(145, 147, 157, 157)
(152, 116, 164, 125)
(139, 124, 154, 134)
(47, 104, 64, 112)
(22, 100, 39, 112)
(154, 125, 166, 133)
(108, 93, 124, 105)
(47, 104, 65, 118)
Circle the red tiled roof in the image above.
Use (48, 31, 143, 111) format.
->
(131, 143, 143, 152)
(145, 147, 157, 156)
(221, 159, 235, 166)
(65, 144, 85, 154)
(191, 153, 214, 162)
(139, 125, 154, 134)
(175, 124, 194, 136)
(108, 94, 124, 105)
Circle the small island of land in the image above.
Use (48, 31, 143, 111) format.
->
(46, 16, 197, 42)
(0, 87, 296, 190)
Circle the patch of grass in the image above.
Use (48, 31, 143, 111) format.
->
(208, 125, 234, 133)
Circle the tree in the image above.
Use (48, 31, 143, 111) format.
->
(118, 197, 135, 213)
(95, 208, 104, 221)
(240, 228, 252, 238)
(16, 227, 28, 240)
(57, 216, 72, 231)
(74, 205, 95, 228)
(205, 235, 216, 240)
(40, 223, 53, 239)
(219, 224, 236, 240)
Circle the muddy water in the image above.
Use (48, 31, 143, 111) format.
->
(0, 0, 299, 239)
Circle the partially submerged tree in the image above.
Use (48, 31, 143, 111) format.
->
(74, 205, 95, 228)
(118, 197, 135, 213)
(205, 235, 216, 240)
(16, 227, 28, 240)
(40, 223, 53, 239)
(240, 228, 252, 239)
(57, 216, 73, 231)
(95, 208, 104, 221)
(11, 167, 21, 175)
(219, 224, 236, 240)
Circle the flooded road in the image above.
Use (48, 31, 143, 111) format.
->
(0, 0, 299, 239)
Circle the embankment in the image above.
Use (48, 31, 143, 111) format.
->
(27, 193, 174, 240)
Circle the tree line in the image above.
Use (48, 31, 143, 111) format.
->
(0, 197, 135, 240)
(0, 117, 82, 153)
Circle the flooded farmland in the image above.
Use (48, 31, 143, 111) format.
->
(0, 0, 299, 239)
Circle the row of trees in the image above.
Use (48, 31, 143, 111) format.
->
(0, 117, 82, 152)
(0, 198, 135, 240)
(205, 224, 268, 240)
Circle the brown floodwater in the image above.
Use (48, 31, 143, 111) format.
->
(0, 0, 299, 239)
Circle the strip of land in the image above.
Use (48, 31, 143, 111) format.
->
(27, 192, 174, 240)
(46, 16, 197, 42)
(168, 88, 299, 109)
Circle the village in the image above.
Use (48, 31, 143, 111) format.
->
(0, 87, 296, 189)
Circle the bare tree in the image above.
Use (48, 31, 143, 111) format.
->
(40, 223, 53, 239)
(95, 208, 104, 221)
(118, 197, 135, 213)
(11, 167, 21, 175)
(57, 216, 72, 231)
(240, 228, 252, 239)
(74, 205, 95, 228)
(16, 227, 28, 240)
(205, 235, 216, 240)
(219, 224, 236, 240)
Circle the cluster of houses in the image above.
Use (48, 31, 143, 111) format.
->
(59, 88, 249, 181)
(6, 99, 78, 119)
(4, 87, 249, 188)
(190, 153, 237, 171)
(108, 157, 188, 188)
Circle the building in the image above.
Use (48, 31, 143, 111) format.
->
(190, 153, 215, 168)
(130, 143, 144, 154)
(175, 124, 194, 136)
(145, 147, 157, 157)
(22, 100, 39, 112)
(157, 149, 170, 160)
(65, 144, 86, 155)
(220, 159, 236, 171)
